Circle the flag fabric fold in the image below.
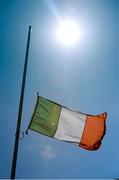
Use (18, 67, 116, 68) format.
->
(28, 96, 107, 151)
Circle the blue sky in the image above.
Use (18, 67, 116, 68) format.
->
(0, 0, 119, 179)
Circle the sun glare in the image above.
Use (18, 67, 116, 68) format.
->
(56, 20, 80, 46)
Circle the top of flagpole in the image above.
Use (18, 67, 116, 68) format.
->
(29, 25, 32, 31)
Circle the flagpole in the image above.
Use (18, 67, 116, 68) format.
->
(10, 25, 32, 180)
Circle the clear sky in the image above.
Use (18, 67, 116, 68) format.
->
(0, 0, 119, 179)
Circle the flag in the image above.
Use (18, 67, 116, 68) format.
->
(28, 96, 107, 150)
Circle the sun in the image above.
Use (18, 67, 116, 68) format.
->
(56, 19, 80, 46)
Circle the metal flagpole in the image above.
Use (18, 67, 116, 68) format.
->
(10, 25, 32, 179)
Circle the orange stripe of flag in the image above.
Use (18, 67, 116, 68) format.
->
(79, 112, 107, 150)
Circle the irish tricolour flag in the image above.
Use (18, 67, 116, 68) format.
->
(28, 96, 107, 150)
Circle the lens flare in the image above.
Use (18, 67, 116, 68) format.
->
(56, 20, 80, 46)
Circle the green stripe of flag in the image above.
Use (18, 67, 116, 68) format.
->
(29, 96, 62, 137)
